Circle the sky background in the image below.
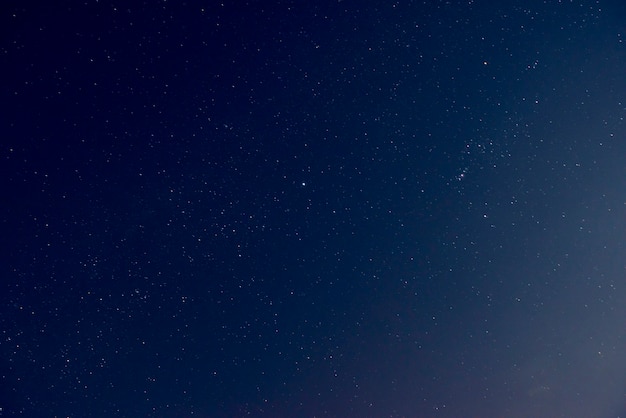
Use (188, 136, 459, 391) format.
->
(1, 1, 626, 417)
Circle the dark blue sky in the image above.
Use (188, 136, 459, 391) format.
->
(2, 1, 626, 417)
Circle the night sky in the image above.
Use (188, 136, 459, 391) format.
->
(2, 1, 626, 417)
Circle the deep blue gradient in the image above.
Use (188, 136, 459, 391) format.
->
(2, 2, 626, 417)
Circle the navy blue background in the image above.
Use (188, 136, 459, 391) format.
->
(2, 1, 626, 417)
